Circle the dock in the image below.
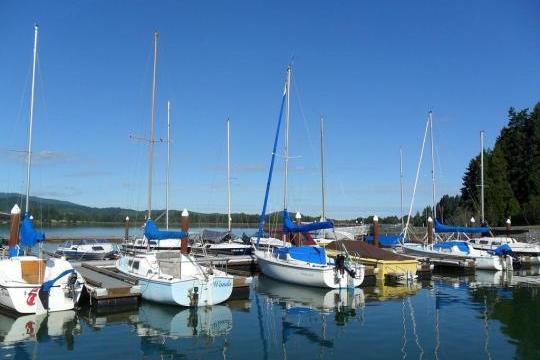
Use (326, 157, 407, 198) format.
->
(74, 262, 141, 308)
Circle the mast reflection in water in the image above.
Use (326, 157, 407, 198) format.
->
(0, 269, 539, 359)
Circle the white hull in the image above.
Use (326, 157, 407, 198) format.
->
(402, 243, 505, 271)
(468, 237, 540, 264)
(254, 250, 364, 288)
(0, 257, 84, 314)
(116, 252, 233, 307)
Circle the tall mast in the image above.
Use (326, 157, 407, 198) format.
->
(227, 117, 232, 232)
(429, 111, 436, 220)
(320, 114, 326, 220)
(25, 24, 39, 214)
(283, 65, 291, 211)
(400, 146, 404, 230)
(147, 31, 158, 219)
(480, 130, 485, 224)
(166, 100, 171, 229)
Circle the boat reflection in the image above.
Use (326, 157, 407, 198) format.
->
(0, 310, 80, 346)
(257, 274, 365, 315)
(135, 302, 233, 338)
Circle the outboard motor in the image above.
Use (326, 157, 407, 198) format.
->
(67, 272, 78, 299)
(335, 254, 346, 275)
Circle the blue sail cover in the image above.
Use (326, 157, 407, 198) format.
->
(282, 210, 333, 234)
(274, 246, 327, 265)
(434, 219, 489, 234)
(20, 213, 45, 247)
(144, 219, 188, 240)
(433, 241, 470, 253)
(494, 243, 513, 256)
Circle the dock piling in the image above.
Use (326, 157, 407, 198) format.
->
(181, 208, 189, 254)
(373, 215, 379, 247)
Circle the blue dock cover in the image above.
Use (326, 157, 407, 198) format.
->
(365, 235, 402, 247)
(144, 219, 188, 240)
(274, 246, 327, 265)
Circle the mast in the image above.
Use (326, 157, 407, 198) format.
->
(25, 24, 39, 214)
(147, 31, 158, 219)
(166, 100, 170, 229)
(320, 114, 326, 220)
(480, 130, 485, 224)
(400, 146, 404, 230)
(283, 65, 291, 244)
(283, 65, 291, 211)
(227, 117, 232, 232)
(429, 111, 436, 220)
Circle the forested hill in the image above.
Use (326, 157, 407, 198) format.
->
(435, 103, 540, 226)
(0, 193, 322, 226)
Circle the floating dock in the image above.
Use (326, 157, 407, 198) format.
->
(74, 262, 141, 308)
(325, 240, 432, 283)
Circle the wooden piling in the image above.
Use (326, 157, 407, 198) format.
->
(505, 218, 511, 237)
(8, 204, 21, 255)
(124, 216, 130, 241)
(181, 208, 189, 254)
(373, 215, 379, 247)
(427, 216, 433, 244)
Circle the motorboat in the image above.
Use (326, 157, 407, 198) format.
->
(55, 239, 118, 260)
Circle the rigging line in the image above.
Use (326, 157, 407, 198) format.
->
(407, 296, 424, 360)
(404, 115, 430, 241)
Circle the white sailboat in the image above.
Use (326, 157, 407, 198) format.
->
(465, 132, 540, 265)
(190, 118, 252, 256)
(401, 112, 507, 271)
(116, 32, 233, 306)
(0, 25, 85, 314)
(254, 65, 364, 288)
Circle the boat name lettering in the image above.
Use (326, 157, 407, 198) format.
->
(213, 280, 232, 288)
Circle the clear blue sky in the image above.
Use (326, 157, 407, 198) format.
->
(1, 0, 539, 219)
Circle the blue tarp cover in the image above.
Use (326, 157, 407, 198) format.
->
(144, 219, 188, 240)
(282, 210, 333, 234)
(494, 243, 513, 256)
(20, 213, 45, 247)
(274, 246, 327, 265)
(433, 241, 470, 253)
(365, 235, 402, 247)
(434, 219, 489, 234)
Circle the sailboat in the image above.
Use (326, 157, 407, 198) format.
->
(0, 25, 85, 314)
(190, 118, 252, 256)
(464, 132, 540, 265)
(116, 32, 233, 307)
(401, 112, 506, 271)
(313, 115, 367, 245)
(253, 65, 364, 288)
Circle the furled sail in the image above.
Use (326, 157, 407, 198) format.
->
(20, 213, 45, 247)
(144, 219, 187, 240)
(434, 219, 489, 234)
(282, 210, 333, 233)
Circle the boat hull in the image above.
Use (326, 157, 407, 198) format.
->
(0, 257, 84, 314)
(402, 243, 504, 271)
(138, 276, 233, 307)
(255, 250, 363, 289)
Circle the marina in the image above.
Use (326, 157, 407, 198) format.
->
(1, 1, 539, 359)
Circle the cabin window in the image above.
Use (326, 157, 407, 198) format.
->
(492, 242, 500, 246)
(128, 259, 133, 266)
(480, 240, 489, 245)
(133, 261, 140, 270)
(278, 253, 288, 261)
(92, 246, 105, 251)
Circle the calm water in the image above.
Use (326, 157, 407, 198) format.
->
(1, 270, 540, 359)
